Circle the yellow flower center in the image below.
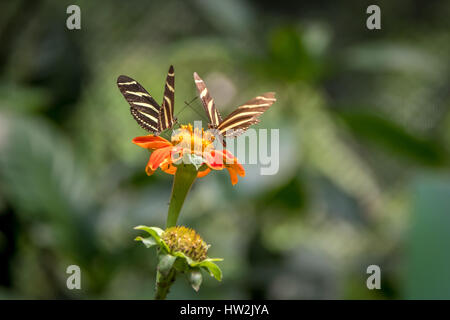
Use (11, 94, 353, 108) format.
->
(171, 124, 215, 154)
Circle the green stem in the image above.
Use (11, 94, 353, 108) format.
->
(166, 164, 198, 228)
(156, 164, 197, 299)
(154, 268, 176, 300)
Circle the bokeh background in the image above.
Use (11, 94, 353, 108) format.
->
(0, 0, 449, 299)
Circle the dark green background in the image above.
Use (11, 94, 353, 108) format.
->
(0, 0, 449, 299)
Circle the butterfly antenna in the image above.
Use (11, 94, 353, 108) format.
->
(181, 96, 209, 122)
(174, 102, 190, 119)
(174, 96, 196, 118)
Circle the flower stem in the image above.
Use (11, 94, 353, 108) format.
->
(154, 268, 176, 300)
(166, 164, 198, 228)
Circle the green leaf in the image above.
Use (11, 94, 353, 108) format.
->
(173, 255, 190, 273)
(344, 42, 442, 75)
(134, 236, 157, 248)
(172, 251, 195, 265)
(338, 111, 446, 166)
(134, 225, 164, 237)
(187, 268, 203, 292)
(197, 260, 223, 281)
(134, 225, 169, 252)
(169, 251, 223, 280)
(266, 26, 321, 83)
(157, 253, 177, 277)
(203, 258, 224, 262)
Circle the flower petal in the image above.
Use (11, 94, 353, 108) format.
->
(145, 163, 156, 176)
(197, 168, 211, 178)
(171, 147, 185, 164)
(147, 146, 173, 172)
(232, 162, 245, 177)
(225, 161, 245, 185)
(161, 162, 177, 175)
(222, 149, 238, 164)
(204, 150, 226, 170)
(132, 135, 172, 150)
(226, 166, 239, 185)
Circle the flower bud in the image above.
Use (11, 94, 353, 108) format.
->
(162, 226, 209, 262)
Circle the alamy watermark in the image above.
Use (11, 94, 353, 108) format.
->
(366, 265, 381, 290)
(366, 5, 381, 30)
(170, 121, 280, 175)
(66, 265, 81, 290)
(66, 5, 81, 30)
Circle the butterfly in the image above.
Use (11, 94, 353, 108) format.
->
(117, 65, 176, 134)
(193, 72, 276, 141)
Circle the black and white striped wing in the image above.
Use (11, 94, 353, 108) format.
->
(193, 72, 222, 128)
(217, 92, 276, 138)
(117, 75, 162, 134)
(159, 65, 176, 131)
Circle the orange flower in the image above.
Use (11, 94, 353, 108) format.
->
(132, 124, 245, 185)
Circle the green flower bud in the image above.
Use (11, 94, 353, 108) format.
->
(161, 226, 209, 262)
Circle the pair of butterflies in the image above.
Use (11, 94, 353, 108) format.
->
(117, 65, 276, 141)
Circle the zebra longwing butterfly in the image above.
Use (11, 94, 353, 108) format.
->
(117, 65, 176, 134)
(193, 72, 276, 139)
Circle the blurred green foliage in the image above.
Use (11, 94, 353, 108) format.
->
(0, 0, 449, 299)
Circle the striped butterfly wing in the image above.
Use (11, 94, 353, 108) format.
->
(193, 72, 222, 128)
(159, 65, 176, 131)
(217, 92, 276, 138)
(117, 75, 162, 134)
